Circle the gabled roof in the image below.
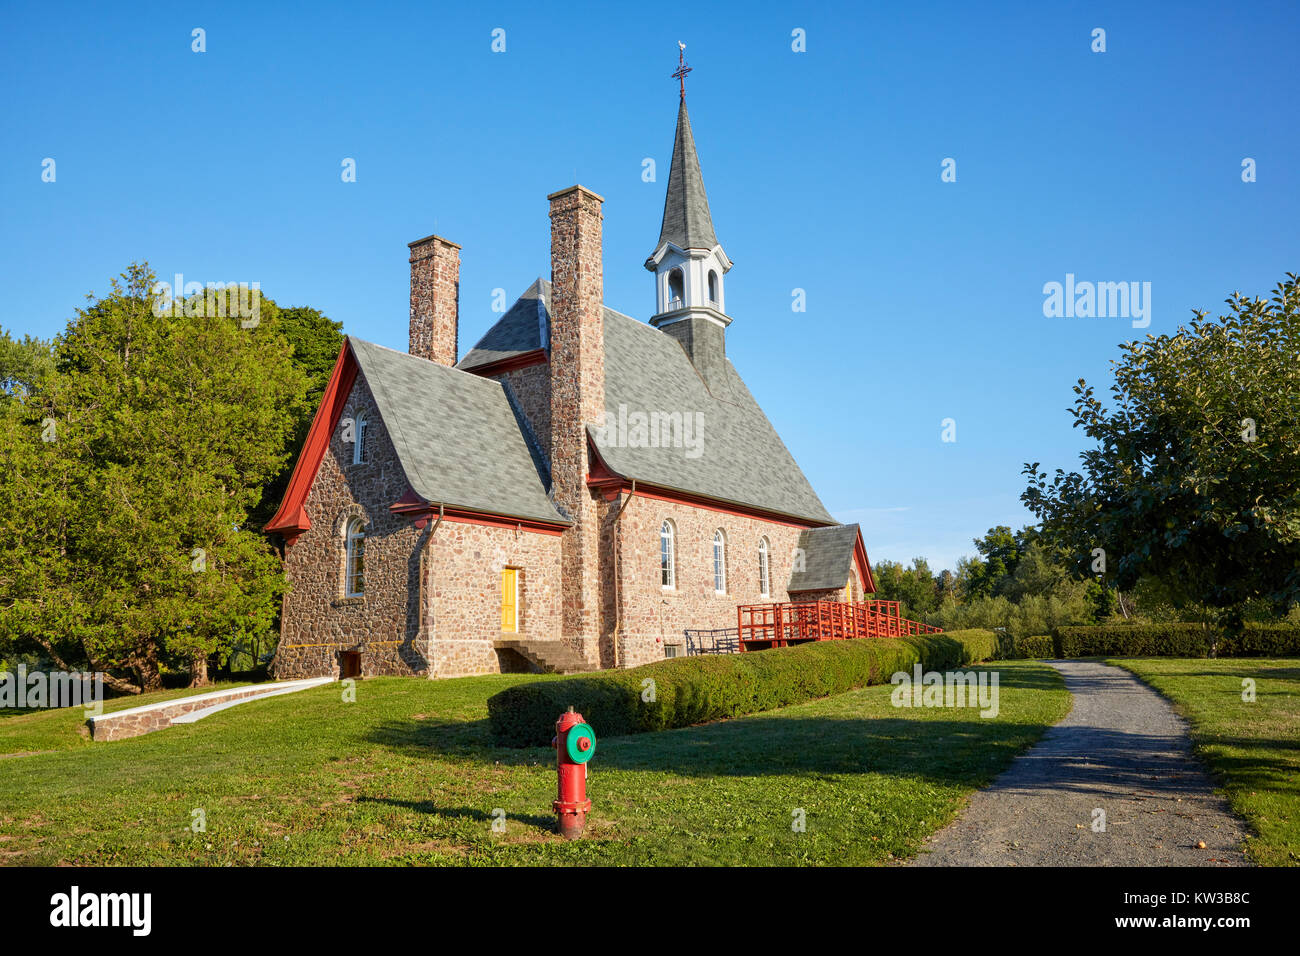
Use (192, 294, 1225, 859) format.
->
(458, 279, 549, 370)
(460, 281, 835, 526)
(788, 523, 876, 593)
(266, 336, 566, 541)
(651, 99, 718, 255)
(348, 338, 564, 525)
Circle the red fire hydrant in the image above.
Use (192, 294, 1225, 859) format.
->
(552, 706, 596, 839)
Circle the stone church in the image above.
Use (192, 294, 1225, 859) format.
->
(267, 84, 877, 679)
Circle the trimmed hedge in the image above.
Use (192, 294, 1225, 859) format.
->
(488, 629, 998, 747)
(999, 634, 1054, 659)
(1052, 623, 1300, 658)
(1216, 624, 1300, 657)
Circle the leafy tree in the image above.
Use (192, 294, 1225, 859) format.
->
(0, 264, 309, 690)
(870, 557, 938, 618)
(1023, 275, 1300, 622)
(0, 327, 54, 400)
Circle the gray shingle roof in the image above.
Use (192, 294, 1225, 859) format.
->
(460, 280, 833, 525)
(596, 303, 833, 525)
(652, 99, 718, 253)
(458, 279, 548, 369)
(788, 524, 862, 592)
(349, 336, 566, 526)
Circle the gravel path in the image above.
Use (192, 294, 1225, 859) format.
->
(912, 660, 1249, 866)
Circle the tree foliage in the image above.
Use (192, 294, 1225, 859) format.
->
(0, 264, 314, 690)
(1023, 275, 1300, 619)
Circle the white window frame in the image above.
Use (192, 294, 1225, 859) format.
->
(352, 412, 367, 465)
(660, 520, 676, 590)
(713, 529, 727, 594)
(345, 518, 366, 597)
(758, 537, 771, 598)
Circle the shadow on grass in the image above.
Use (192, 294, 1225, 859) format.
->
(363, 664, 1068, 787)
(354, 796, 555, 830)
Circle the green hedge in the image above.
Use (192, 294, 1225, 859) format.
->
(1054, 624, 1213, 657)
(998, 634, 1054, 659)
(488, 629, 998, 747)
(1218, 624, 1300, 657)
(1052, 623, 1300, 658)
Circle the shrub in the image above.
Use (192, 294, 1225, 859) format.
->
(999, 634, 1054, 659)
(1218, 624, 1300, 657)
(1052, 622, 1300, 658)
(1053, 624, 1214, 658)
(487, 629, 998, 747)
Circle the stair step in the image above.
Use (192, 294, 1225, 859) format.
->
(494, 640, 590, 674)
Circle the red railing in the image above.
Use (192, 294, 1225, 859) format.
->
(736, 600, 941, 650)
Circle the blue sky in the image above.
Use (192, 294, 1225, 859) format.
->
(3, 1, 1298, 572)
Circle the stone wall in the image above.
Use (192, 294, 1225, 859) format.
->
(275, 373, 429, 680)
(495, 362, 552, 462)
(611, 493, 825, 668)
(274, 371, 567, 680)
(423, 519, 563, 677)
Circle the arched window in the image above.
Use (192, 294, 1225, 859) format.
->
(758, 537, 771, 598)
(660, 520, 676, 589)
(707, 270, 719, 306)
(345, 518, 366, 597)
(352, 412, 367, 465)
(713, 529, 727, 594)
(667, 269, 684, 309)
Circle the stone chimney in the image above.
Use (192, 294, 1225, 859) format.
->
(408, 234, 460, 365)
(547, 185, 605, 661)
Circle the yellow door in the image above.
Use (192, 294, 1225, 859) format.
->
(844, 579, 853, 603)
(501, 569, 518, 632)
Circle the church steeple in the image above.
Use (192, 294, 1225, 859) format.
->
(653, 98, 718, 254)
(645, 44, 734, 394)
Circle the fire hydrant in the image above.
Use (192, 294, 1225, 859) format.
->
(552, 706, 596, 839)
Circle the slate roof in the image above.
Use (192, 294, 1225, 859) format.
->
(652, 99, 718, 254)
(459, 281, 834, 525)
(788, 524, 862, 592)
(348, 336, 566, 526)
(458, 279, 549, 369)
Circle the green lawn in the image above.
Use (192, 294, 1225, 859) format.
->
(1112, 658, 1300, 866)
(0, 661, 1069, 866)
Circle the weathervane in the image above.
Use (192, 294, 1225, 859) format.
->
(672, 41, 692, 99)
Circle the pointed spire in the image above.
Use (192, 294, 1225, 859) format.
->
(655, 97, 718, 252)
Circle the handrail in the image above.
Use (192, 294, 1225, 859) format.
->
(736, 600, 941, 650)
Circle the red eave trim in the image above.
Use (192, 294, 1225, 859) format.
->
(586, 438, 831, 531)
(460, 348, 548, 379)
(390, 494, 567, 537)
(265, 341, 358, 544)
(853, 527, 877, 594)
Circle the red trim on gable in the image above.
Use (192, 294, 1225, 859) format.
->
(460, 348, 548, 379)
(265, 341, 358, 546)
(853, 527, 877, 595)
(586, 438, 833, 531)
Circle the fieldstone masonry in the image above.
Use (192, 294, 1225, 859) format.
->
(548, 186, 609, 668)
(408, 234, 460, 367)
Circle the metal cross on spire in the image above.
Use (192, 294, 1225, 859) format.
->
(672, 41, 692, 100)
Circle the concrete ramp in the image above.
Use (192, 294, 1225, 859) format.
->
(87, 677, 333, 742)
